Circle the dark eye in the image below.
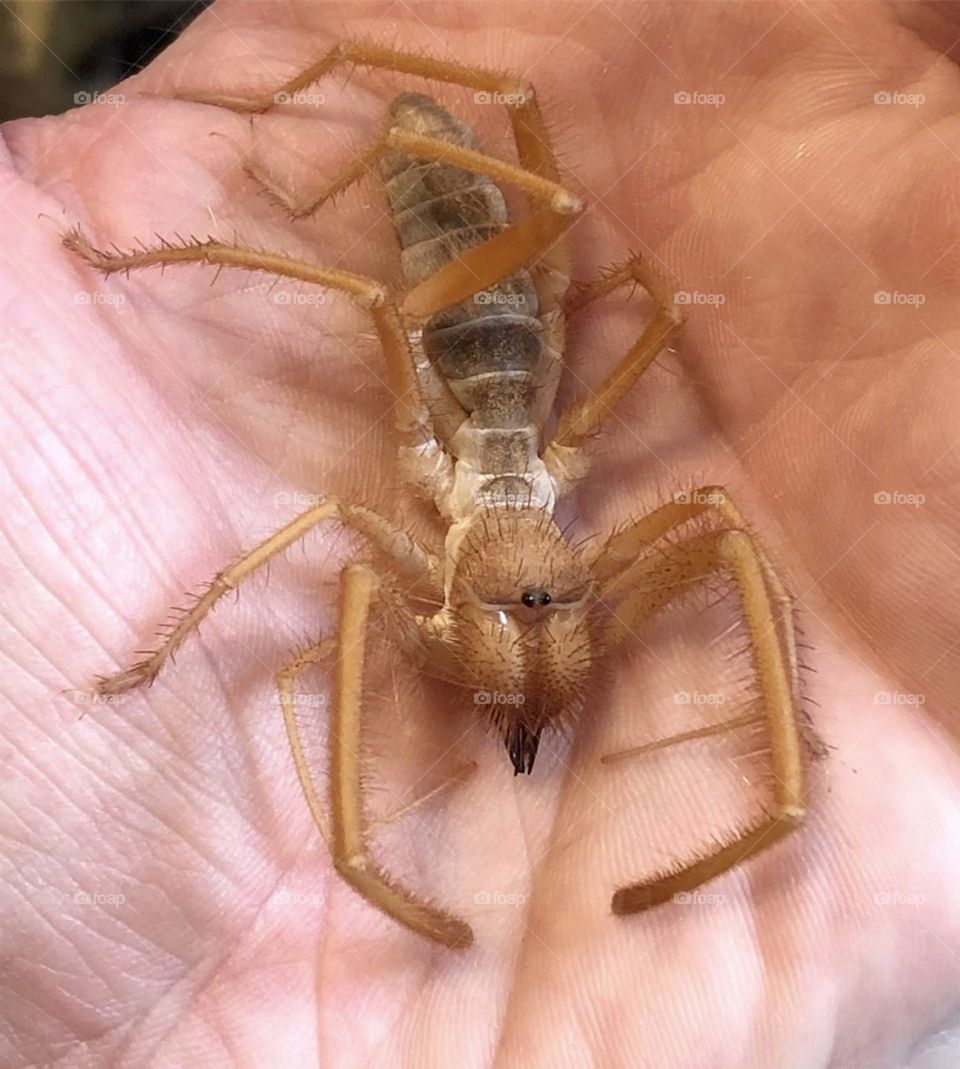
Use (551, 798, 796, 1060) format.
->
(521, 588, 552, 608)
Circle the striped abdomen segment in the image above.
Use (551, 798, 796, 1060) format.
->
(379, 93, 543, 443)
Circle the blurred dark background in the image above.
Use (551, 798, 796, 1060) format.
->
(0, 0, 211, 121)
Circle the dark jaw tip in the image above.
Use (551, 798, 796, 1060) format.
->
(506, 721, 542, 775)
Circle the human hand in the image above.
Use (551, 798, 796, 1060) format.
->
(2, 3, 959, 1066)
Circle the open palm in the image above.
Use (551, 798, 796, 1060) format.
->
(3, 2, 960, 1066)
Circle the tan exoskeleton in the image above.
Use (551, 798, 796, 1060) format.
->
(66, 42, 812, 949)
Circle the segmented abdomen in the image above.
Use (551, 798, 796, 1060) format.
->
(380, 93, 545, 504)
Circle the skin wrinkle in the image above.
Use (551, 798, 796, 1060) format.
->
(7, 884, 121, 1020)
(32, 412, 204, 662)
(110, 824, 332, 1061)
(3, 380, 114, 559)
(0, 478, 100, 673)
(0, 600, 62, 696)
(4, 735, 92, 840)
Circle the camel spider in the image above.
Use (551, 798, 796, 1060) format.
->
(66, 41, 812, 949)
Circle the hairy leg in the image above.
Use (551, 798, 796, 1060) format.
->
(322, 563, 472, 947)
(591, 488, 807, 913)
(86, 495, 435, 694)
(544, 253, 682, 487)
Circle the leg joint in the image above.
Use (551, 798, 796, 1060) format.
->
(716, 527, 753, 558)
(500, 80, 535, 104)
(210, 573, 236, 595)
(775, 802, 806, 829)
(334, 852, 370, 884)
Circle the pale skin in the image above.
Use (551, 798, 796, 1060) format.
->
(3, 2, 960, 1067)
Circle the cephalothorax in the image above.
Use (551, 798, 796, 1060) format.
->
(67, 42, 813, 949)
